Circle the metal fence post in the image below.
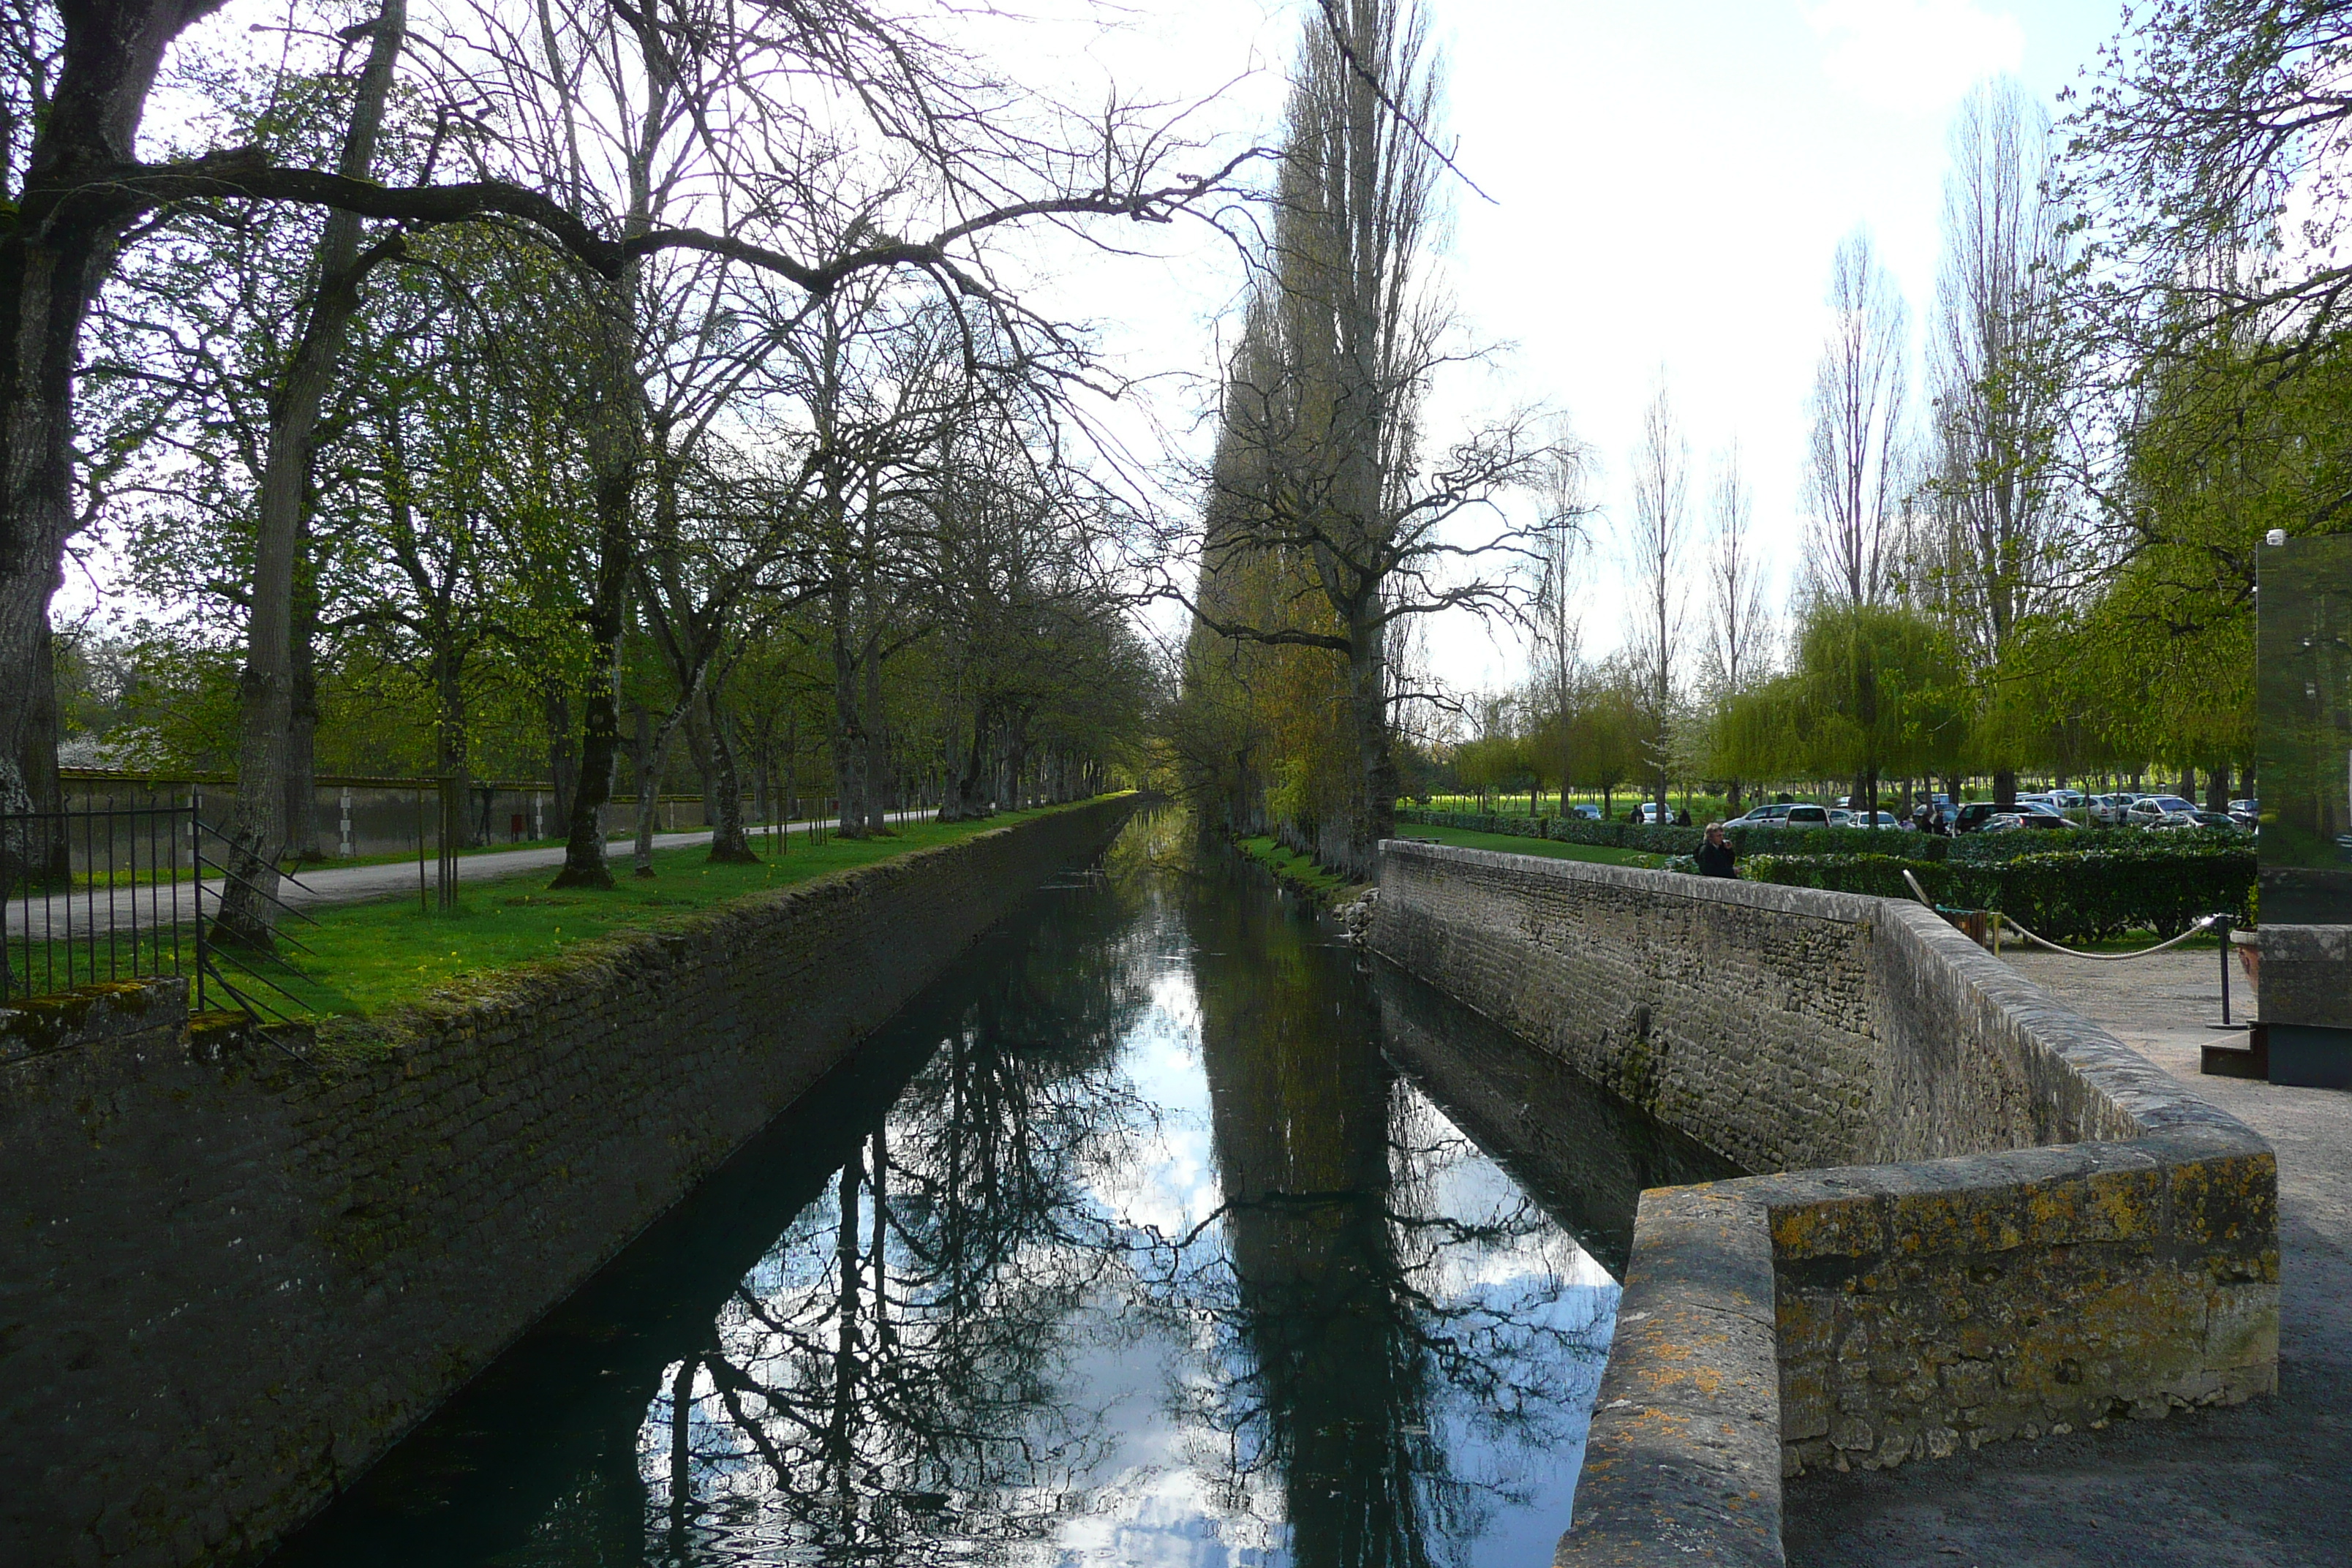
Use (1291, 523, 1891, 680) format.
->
(191, 792, 207, 1013)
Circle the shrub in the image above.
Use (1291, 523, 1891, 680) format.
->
(1742, 853, 1954, 903)
(1741, 842, 2253, 943)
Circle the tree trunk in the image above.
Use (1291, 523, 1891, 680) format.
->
(940, 708, 990, 822)
(1344, 625, 1396, 876)
(283, 570, 321, 862)
(632, 713, 682, 878)
(1994, 767, 2017, 809)
(861, 613, 889, 835)
(212, 0, 406, 945)
(703, 680, 756, 862)
(433, 647, 467, 909)
(829, 582, 869, 838)
(550, 276, 642, 890)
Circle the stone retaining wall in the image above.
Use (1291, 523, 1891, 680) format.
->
(1369, 840, 2278, 1568)
(0, 796, 1134, 1568)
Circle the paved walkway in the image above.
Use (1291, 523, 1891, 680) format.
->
(1784, 949, 2352, 1568)
(3, 811, 937, 938)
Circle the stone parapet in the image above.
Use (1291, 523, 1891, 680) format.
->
(1368, 840, 2278, 1568)
(0, 796, 1137, 1568)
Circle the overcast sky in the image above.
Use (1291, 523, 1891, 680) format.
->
(1034, 0, 2133, 701)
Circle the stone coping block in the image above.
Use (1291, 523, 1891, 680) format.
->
(1365, 841, 2279, 1568)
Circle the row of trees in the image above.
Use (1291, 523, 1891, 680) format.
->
(4, 0, 1246, 932)
(1432, 4, 2342, 829)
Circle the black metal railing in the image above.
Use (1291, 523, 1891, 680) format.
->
(1, 794, 324, 1025)
(1, 798, 204, 1007)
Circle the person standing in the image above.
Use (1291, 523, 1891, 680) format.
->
(1696, 821, 1737, 878)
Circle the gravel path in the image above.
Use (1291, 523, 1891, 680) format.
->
(1783, 948, 2352, 1568)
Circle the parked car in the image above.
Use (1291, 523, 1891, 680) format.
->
(2010, 802, 2080, 830)
(2045, 788, 2087, 810)
(1782, 804, 1833, 827)
(1952, 802, 2007, 833)
(1844, 810, 1904, 829)
(1564, 802, 1603, 821)
(2123, 795, 2199, 828)
(1729, 804, 1791, 826)
(2228, 797, 2261, 829)
(2156, 808, 2242, 833)
(1828, 807, 1853, 826)
(1635, 802, 1671, 824)
(2088, 793, 2133, 826)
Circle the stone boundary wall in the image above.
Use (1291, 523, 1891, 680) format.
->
(0, 796, 1136, 1568)
(1368, 840, 2278, 1568)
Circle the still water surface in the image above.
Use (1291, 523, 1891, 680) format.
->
(271, 813, 1733, 1567)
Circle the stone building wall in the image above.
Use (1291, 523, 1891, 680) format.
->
(0, 796, 1134, 1568)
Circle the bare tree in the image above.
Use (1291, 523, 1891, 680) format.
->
(1703, 442, 1769, 811)
(1929, 76, 2073, 806)
(0, 0, 1257, 894)
(1806, 229, 1908, 608)
(1624, 380, 1689, 824)
(1529, 421, 1594, 732)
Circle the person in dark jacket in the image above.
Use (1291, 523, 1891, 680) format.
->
(1695, 821, 1736, 878)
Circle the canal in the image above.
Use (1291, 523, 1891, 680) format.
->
(269, 810, 1734, 1567)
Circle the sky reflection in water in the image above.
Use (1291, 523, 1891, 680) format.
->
(269, 815, 1724, 1568)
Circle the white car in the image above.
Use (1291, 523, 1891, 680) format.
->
(2123, 795, 2198, 827)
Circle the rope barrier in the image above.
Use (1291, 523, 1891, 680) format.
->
(1898, 868, 2226, 961)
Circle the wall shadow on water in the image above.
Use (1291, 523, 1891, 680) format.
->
(1366, 960, 1744, 1280)
(266, 813, 1725, 1567)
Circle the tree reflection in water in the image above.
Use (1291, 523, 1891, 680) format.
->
(268, 813, 1632, 1568)
(1162, 856, 1612, 1567)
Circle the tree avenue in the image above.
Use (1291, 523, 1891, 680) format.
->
(12, 0, 1254, 921)
(12, 0, 2345, 922)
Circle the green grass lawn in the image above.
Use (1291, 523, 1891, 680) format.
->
(224, 804, 1091, 1019)
(1395, 821, 1668, 869)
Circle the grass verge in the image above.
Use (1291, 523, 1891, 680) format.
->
(1235, 836, 1370, 905)
(1397, 822, 1668, 869)
(233, 804, 1090, 1019)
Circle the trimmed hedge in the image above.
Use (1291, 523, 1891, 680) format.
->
(1739, 843, 2254, 943)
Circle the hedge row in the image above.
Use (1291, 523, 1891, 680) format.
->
(1734, 845, 2255, 943)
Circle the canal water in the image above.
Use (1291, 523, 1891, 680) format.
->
(269, 811, 1734, 1567)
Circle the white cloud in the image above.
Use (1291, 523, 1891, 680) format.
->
(1804, 0, 2025, 112)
